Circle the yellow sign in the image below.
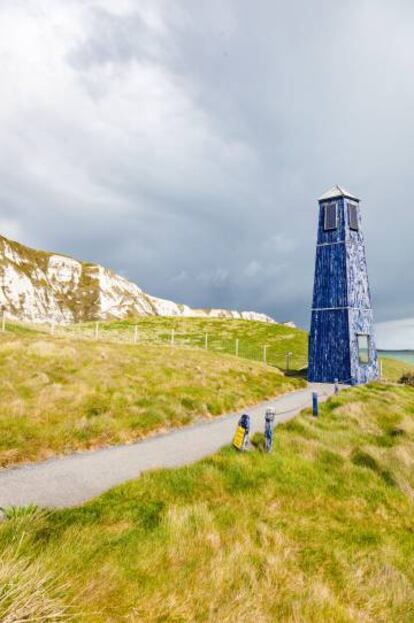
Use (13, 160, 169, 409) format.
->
(233, 426, 245, 450)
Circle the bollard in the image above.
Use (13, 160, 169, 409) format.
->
(312, 392, 319, 417)
(264, 408, 276, 453)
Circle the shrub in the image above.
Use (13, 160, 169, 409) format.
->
(399, 372, 414, 386)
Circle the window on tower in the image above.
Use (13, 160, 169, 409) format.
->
(348, 203, 359, 231)
(324, 203, 337, 231)
(357, 334, 370, 364)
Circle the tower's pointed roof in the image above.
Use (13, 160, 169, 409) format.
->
(318, 184, 359, 202)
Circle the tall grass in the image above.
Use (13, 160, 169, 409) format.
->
(0, 330, 303, 467)
(59, 316, 413, 381)
(1, 383, 413, 621)
(0, 317, 411, 468)
(62, 317, 310, 372)
(0, 550, 74, 622)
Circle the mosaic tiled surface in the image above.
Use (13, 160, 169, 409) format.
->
(309, 196, 379, 385)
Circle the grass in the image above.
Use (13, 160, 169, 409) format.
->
(0, 317, 411, 468)
(61, 317, 310, 373)
(0, 544, 74, 622)
(1, 383, 413, 621)
(0, 329, 304, 467)
(12, 315, 414, 381)
(60, 316, 414, 382)
(380, 356, 414, 382)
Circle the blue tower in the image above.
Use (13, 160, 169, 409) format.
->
(308, 185, 379, 385)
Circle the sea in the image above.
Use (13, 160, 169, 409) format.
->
(378, 351, 414, 365)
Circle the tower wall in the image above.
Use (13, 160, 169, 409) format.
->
(308, 188, 379, 385)
(348, 308, 379, 384)
(308, 310, 351, 383)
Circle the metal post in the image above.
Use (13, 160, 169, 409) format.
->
(286, 352, 292, 371)
(134, 325, 138, 344)
(312, 392, 319, 417)
(263, 345, 268, 364)
(334, 378, 339, 394)
(205, 333, 208, 350)
(235, 338, 239, 357)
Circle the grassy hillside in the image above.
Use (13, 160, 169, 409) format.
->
(64, 317, 310, 372)
(1, 383, 413, 622)
(0, 330, 303, 467)
(380, 356, 414, 382)
(63, 317, 414, 382)
(0, 317, 412, 468)
(11, 315, 414, 380)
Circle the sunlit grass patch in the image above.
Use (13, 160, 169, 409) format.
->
(64, 316, 310, 373)
(0, 330, 303, 467)
(1, 383, 413, 621)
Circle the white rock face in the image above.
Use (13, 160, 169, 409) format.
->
(47, 255, 82, 287)
(0, 235, 278, 325)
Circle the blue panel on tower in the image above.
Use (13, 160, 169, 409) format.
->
(312, 243, 348, 309)
(308, 186, 379, 385)
(308, 310, 351, 383)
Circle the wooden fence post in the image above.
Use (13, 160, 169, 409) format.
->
(171, 329, 175, 346)
(235, 339, 239, 357)
(263, 345, 268, 364)
(1, 313, 5, 333)
(134, 325, 138, 344)
(205, 333, 208, 350)
(95, 322, 100, 339)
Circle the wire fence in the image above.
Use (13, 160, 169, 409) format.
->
(64, 323, 309, 372)
(2, 317, 402, 386)
(2, 317, 309, 373)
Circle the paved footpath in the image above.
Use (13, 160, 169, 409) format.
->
(0, 383, 336, 509)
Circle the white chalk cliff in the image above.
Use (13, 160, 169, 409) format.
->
(0, 235, 279, 325)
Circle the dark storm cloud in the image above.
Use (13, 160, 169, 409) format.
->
(0, 0, 413, 330)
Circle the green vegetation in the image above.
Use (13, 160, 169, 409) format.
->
(380, 356, 414, 382)
(64, 317, 309, 372)
(63, 317, 414, 382)
(400, 371, 414, 387)
(0, 329, 303, 467)
(1, 317, 412, 468)
(1, 383, 413, 621)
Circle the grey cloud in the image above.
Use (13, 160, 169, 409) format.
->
(68, 8, 163, 69)
(0, 0, 412, 328)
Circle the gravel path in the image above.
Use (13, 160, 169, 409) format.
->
(0, 383, 336, 509)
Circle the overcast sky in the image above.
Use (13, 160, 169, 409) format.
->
(0, 0, 413, 333)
